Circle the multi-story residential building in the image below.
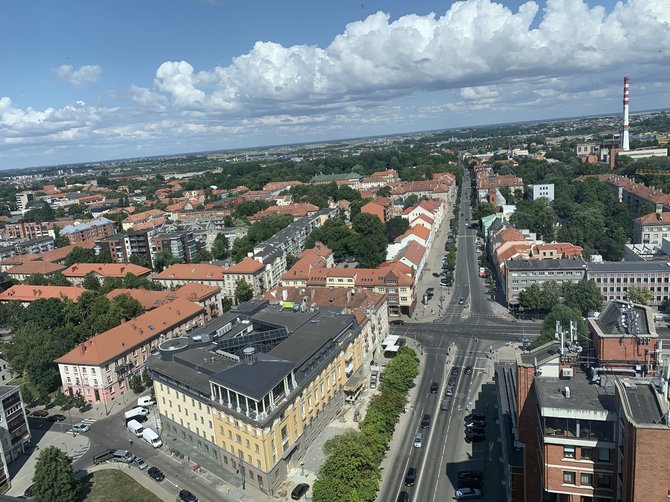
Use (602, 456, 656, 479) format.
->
(0, 237, 54, 261)
(55, 298, 206, 406)
(0, 385, 31, 492)
(587, 260, 670, 307)
(14, 192, 34, 214)
(121, 209, 167, 231)
(632, 209, 670, 244)
(360, 197, 394, 223)
(511, 301, 668, 502)
(504, 258, 588, 306)
(0, 285, 86, 306)
(151, 230, 198, 263)
(223, 257, 266, 300)
(280, 243, 333, 288)
(580, 174, 670, 214)
(147, 301, 366, 495)
(4, 261, 66, 281)
(2, 221, 52, 240)
(310, 172, 362, 188)
(61, 263, 152, 286)
(527, 183, 555, 201)
(95, 230, 155, 267)
(153, 263, 227, 290)
(60, 217, 116, 244)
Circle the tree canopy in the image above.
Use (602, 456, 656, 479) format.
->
(518, 280, 603, 317)
(32, 446, 77, 502)
(234, 279, 254, 304)
(626, 285, 653, 305)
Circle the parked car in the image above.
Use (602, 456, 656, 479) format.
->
(445, 387, 453, 397)
(448, 376, 457, 386)
(458, 470, 483, 482)
(430, 382, 439, 393)
(426, 287, 434, 294)
(71, 423, 90, 433)
(178, 489, 198, 502)
(465, 425, 485, 435)
(440, 399, 450, 411)
(404, 467, 417, 487)
(432, 272, 441, 277)
(421, 414, 431, 429)
(465, 420, 486, 430)
(465, 431, 485, 443)
(451, 366, 460, 376)
(465, 412, 486, 422)
(147, 466, 165, 482)
(390, 319, 405, 325)
(47, 414, 66, 422)
(464, 366, 473, 375)
(457, 476, 483, 489)
(30, 410, 48, 417)
(396, 491, 410, 502)
(455, 487, 482, 500)
(458, 297, 465, 305)
(134, 457, 148, 470)
(291, 483, 309, 500)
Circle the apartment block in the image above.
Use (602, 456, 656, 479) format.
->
(505, 258, 588, 306)
(222, 257, 265, 299)
(0, 237, 54, 261)
(55, 298, 206, 407)
(632, 209, 670, 244)
(61, 263, 152, 286)
(147, 301, 366, 495)
(527, 183, 555, 201)
(152, 231, 198, 263)
(60, 217, 115, 244)
(153, 263, 227, 290)
(0, 386, 31, 492)
(587, 261, 670, 307)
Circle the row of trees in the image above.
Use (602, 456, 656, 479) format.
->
(288, 182, 361, 209)
(312, 347, 419, 501)
(0, 292, 144, 401)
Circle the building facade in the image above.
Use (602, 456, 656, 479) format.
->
(0, 385, 31, 492)
(505, 258, 588, 306)
(587, 261, 670, 308)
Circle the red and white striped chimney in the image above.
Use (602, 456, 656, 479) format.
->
(622, 76, 630, 151)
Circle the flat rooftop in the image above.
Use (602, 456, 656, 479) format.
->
(506, 258, 587, 271)
(535, 374, 617, 416)
(588, 261, 670, 273)
(619, 381, 665, 426)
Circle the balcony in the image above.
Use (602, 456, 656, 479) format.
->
(544, 417, 614, 442)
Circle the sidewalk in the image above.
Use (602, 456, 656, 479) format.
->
(6, 429, 91, 497)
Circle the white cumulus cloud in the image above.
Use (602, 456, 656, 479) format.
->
(56, 64, 102, 85)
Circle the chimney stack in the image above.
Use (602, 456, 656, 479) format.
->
(622, 76, 630, 152)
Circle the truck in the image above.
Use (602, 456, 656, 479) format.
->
(127, 419, 144, 437)
(137, 396, 156, 407)
(142, 427, 162, 448)
(124, 407, 149, 423)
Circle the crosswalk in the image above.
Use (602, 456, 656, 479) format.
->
(70, 443, 90, 462)
(79, 418, 97, 425)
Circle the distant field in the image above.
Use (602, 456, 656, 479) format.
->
(78, 469, 162, 502)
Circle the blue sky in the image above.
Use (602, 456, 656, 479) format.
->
(1, 0, 668, 169)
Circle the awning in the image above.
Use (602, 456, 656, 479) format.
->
(344, 372, 365, 393)
(384, 344, 400, 353)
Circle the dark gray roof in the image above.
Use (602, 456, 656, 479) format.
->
(594, 301, 652, 336)
(506, 258, 587, 271)
(619, 381, 665, 425)
(0, 385, 19, 398)
(588, 261, 670, 274)
(534, 375, 617, 415)
(210, 354, 295, 401)
(520, 341, 562, 366)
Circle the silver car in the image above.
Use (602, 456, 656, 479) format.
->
(71, 423, 90, 433)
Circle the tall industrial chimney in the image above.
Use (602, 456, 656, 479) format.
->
(622, 76, 630, 151)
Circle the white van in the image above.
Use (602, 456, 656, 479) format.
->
(124, 407, 149, 422)
(127, 419, 144, 437)
(142, 427, 162, 448)
(137, 396, 156, 407)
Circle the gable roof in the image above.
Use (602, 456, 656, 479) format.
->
(6, 261, 65, 276)
(55, 298, 204, 366)
(0, 285, 86, 303)
(225, 257, 264, 274)
(154, 263, 226, 281)
(62, 263, 152, 278)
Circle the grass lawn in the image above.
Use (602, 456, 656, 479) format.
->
(78, 469, 163, 502)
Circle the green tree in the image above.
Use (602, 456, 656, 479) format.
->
(285, 254, 298, 270)
(402, 194, 419, 209)
(63, 246, 98, 267)
(192, 248, 213, 263)
(517, 284, 543, 312)
(626, 285, 653, 305)
(142, 368, 153, 388)
(534, 304, 587, 348)
(53, 226, 69, 248)
(376, 186, 392, 197)
(384, 216, 409, 243)
(472, 202, 496, 221)
(235, 279, 254, 303)
(129, 373, 145, 394)
(47, 271, 71, 287)
(32, 446, 77, 502)
(129, 254, 149, 268)
(152, 250, 180, 272)
(82, 272, 101, 291)
(211, 233, 230, 259)
(561, 280, 603, 316)
(24, 274, 49, 286)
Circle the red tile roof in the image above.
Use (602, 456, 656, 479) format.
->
(154, 263, 226, 281)
(6, 261, 66, 276)
(62, 263, 152, 278)
(122, 209, 166, 224)
(226, 257, 264, 274)
(0, 285, 86, 303)
(55, 298, 204, 366)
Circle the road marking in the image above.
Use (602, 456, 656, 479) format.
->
(80, 418, 97, 425)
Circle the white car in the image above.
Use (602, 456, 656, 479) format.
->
(71, 423, 90, 433)
(455, 487, 482, 499)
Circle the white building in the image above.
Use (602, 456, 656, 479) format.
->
(527, 183, 555, 201)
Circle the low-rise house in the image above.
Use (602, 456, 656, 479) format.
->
(153, 263, 227, 290)
(62, 263, 152, 286)
(5, 261, 65, 281)
(633, 209, 670, 245)
(0, 285, 86, 306)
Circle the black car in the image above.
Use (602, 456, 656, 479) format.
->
(390, 319, 405, 325)
(430, 382, 439, 394)
(465, 412, 486, 422)
(432, 272, 441, 277)
(457, 477, 483, 489)
(465, 431, 485, 443)
(291, 483, 309, 500)
(178, 489, 198, 502)
(465, 425, 485, 435)
(147, 466, 165, 482)
(421, 414, 431, 429)
(396, 491, 410, 502)
(404, 467, 417, 487)
(47, 414, 66, 422)
(448, 376, 457, 386)
(458, 470, 483, 482)
(451, 366, 460, 376)
(464, 366, 473, 375)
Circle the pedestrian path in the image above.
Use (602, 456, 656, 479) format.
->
(79, 418, 97, 425)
